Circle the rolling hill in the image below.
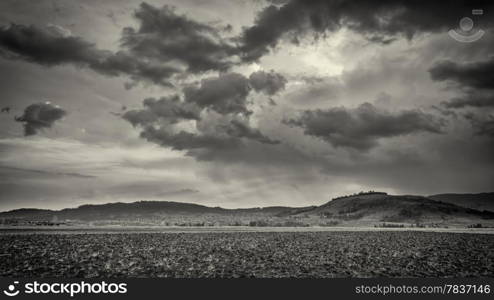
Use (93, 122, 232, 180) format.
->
(428, 193, 494, 212)
(0, 193, 493, 227)
(293, 193, 494, 225)
(0, 201, 311, 225)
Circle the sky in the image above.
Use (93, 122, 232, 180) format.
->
(0, 0, 493, 211)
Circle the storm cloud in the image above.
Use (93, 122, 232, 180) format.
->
(0, 23, 99, 66)
(475, 118, 494, 137)
(0, 3, 241, 86)
(464, 112, 494, 138)
(0, 23, 180, 86)
(139, 127, 240, 152)
(123, 95, 201, 126)
(429, 57, 494, 90)
(285, 103, 445, 151)
(221, 119, 279, 145)
(238, 0, 494, 62)
(121, 3, 238, 73)
(249, 70, 287, 95)
(184, 73, 252, 115)
(122, 72, 280, 157)
(131, 114, 279, 157)
(15, 102, 67, 136)
(429, 57, 494, 111)
(442, 94, 494, 109)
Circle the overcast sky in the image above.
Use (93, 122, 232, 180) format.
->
(0, 0, 493, 211)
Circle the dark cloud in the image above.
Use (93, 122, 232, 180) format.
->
(121, 3, 237, 73)
(181, 71, 286, 117)
(265, 0, 290, 5)
(442, 94, 494, 109)
(123, 72, 280, 158)
(463, 112, 494, 137)
(239, 0, 494, 62)
(429, 57, 494, 90)
(476, 119, 494, 137)
(129, 117, 280, 160)
(0, 23, 97, 66)
(430, 58, 494, 110)
(0, 23, 179, 87)
(15, 102, 67, 136)
(142, 70, 286, 150)
(88, 51, 179, 87)
(123, 95, 201, 126)
(184, 73, 252, 115)
(125, 113, 278, 157)
(221, 119, 279, 144)
(249, 70, 287, 95)
(431, 105, 458, 118)
(0, 165, 96, 179)
(0, 3, 240, 85)
(139, 126, 241, 152)
(284, 103, 445, 151)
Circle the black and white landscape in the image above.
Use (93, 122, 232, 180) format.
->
(1, 192, 494, 227)
(0, 0, 494, 278)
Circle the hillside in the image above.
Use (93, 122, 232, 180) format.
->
(429, 193, 494, 212)
(1, 193, 493, 227)
(57, 201, 227, 220)
(0, 201, 309, 226)
(0, 208, 54, 219)
(293, 193, 494, 226)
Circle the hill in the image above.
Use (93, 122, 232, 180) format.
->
(428, 193, 494, 212)
(0, 208, 55, 219)
(292, 193, 494, 226)
(0, 201, 310, 226)
(1, 193, 493, 227)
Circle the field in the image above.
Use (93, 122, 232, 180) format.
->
(1, 230, 493, 277)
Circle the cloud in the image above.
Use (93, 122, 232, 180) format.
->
(284, 102, 445, 151)
(139, 127, 239, 151)
(238, 0, 494, 62)
(0, 4, 243, 87)
(442, 94, 494, 109)
(221, 119, 280, 144)
(429, 57, 494, 90)
(184, 73, 252, 115)
(122, 72, 280, 158)
(121, 3, 237, 73)
(123, 95, 201, 126)
(0, 165, 96, 179)
(476, 119, 494, 137)
(46, 23, 72, 37)
(463, 112, 494, 137)
(0, 23, 179, 87)
(15, 102, 67, 136)
(89, 51, 179, 87)
(0, 23, 102, 65)
(430, 58, 494, 110)
(125, 113, 278, 157)
(249, 70, 287, 95)
(182, 71, 287, 115)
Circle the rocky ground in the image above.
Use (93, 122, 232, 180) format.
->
(0, 231, 492, 277)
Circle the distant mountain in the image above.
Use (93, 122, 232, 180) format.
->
(293, 193, 494, 225)
(1, 193, 493, 226)
(428, 193, 494, 212)
(0, 208, 54, 219)
(58, 201, 226, 220)
(0, 201, 307, 222)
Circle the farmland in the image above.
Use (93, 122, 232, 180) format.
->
(1, 231, 493, 277)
